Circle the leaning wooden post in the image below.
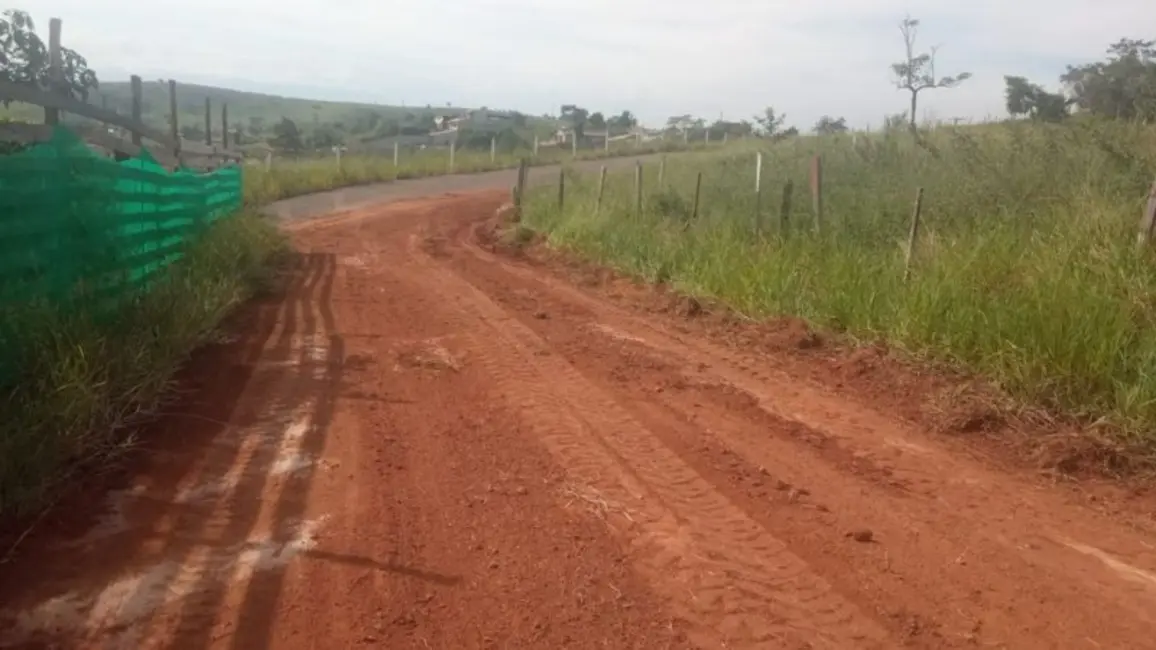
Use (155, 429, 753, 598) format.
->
(634, 162, 643, 216)
(557, 168, 566, 210)
(903, 187, 925, 283)
(168, 80, 181, 159)
(595, 165, 607, 214)
(1138, 178, 1156, 252)
(130, 75, 143, 146)
(204, 97, 212, 146)
(45, 18, 63, 125)
(221, 103, 229, 149)
(779, 180, 794, 235)
(810, 154, 824, 234)
(692, 171, 703, 221)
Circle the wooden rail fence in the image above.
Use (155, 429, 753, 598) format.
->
(0, 18, 241, 170)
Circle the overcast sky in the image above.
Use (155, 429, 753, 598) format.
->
(26, 0, 1156, 129)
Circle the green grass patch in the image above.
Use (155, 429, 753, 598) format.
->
(243, 139, 720, 206)
(523, 120, 1156, 443)
(0, 211, 286, 521)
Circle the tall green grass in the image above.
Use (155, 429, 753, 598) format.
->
(0, 212, 285, 520)
(243, 139, 717, 206)
(524, 120, 1156, 441)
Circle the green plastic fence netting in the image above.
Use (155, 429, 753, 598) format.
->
(0, 125, 243, 381)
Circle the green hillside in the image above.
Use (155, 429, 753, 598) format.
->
(1, 80, 556, 144)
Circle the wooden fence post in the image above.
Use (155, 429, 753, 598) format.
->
(168, 80, 180, 159)
(1138, 178, 1156, 252)
(780, 180, 793, 235)
(130, 75, 143, 146)
(692, 171, 702, 221)
(449, 140, 456, 172)
(204, 97, 212, 146)
(904, 187, 925, 283)
(604, 132, 610, 153)
(514, 158, 528, 220)
(393, 141, 399, 166)
(596, 165, 607, 214)
(533, 134, 539, 157)
(810, 154, 824, 234)
(221, 103, 229, 149)
(45, 18, 62, 125)
(658, 155, 666, 187)
(754, 152, 763, 227)
(572, 133, 577, 158)
(490, 136, 496, 162)
(634, 162, 643, 216)
(557, 168, 566, 210)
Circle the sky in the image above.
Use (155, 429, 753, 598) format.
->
(25, 0, 1156, 129)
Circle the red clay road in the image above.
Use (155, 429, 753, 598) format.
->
(4, 192, 1156, 649)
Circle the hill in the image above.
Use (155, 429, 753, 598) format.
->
(1, 80, 558, 144)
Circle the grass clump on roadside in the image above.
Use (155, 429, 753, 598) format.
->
(523, 120, 1156, 444)
(0, 211, 286, 521)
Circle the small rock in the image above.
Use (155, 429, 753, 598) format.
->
(489, 560, 500, 569)
(514, 486, 528, 496)
(533, 310, 548, 319)
(847, 529, 875, 543)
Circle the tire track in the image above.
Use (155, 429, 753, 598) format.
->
(404, 235, 892, 649)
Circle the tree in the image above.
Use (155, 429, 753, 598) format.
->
(588, 111, 606, 129)
(753, 107, 786, 136)
(0, 9, 98, 102)
(1004, 76, 1070, 121)
(1061, 39, 1156, 121)
(610, 110, 637, 130)
(270, 117, 304, 152)
(813, 116, 849, 134)
(890, 16, 971, 133)
(560, 104, 589, 138)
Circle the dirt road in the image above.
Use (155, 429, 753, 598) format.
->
(4, 192, 1156, 649)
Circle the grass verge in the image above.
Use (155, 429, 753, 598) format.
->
(243, 140, 718, 206)
(0, 211, 286, 522)
(522, 120, 1156, 453)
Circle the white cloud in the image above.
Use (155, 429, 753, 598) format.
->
(24, 0, 1156, 128)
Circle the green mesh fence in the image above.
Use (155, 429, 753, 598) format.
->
(0, 125, 243, 380)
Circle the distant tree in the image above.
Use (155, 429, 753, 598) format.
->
(882, 112, 908, 133)
(753, 107, 786, 136)
(0, 9, 99, 102)
(1004, 76, 1070, 121)
(180, 124, 205, 141)
(610, 110, 637, 130)
(780, 126, 800, 138)
(310, 125, 343, 149)
(588, 111, 606, 129)
(1061, 38, 1156, 121)
(560, 104, 589, 138)
(666, 114, 695, 131)
(708, 119, 753, 138)
(271, 117, 304, 151)
(813, 116, 849, 134)
(510, 111, 528, 127)
(891, 16, 971, 133)
(247, 115, 266, 136)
